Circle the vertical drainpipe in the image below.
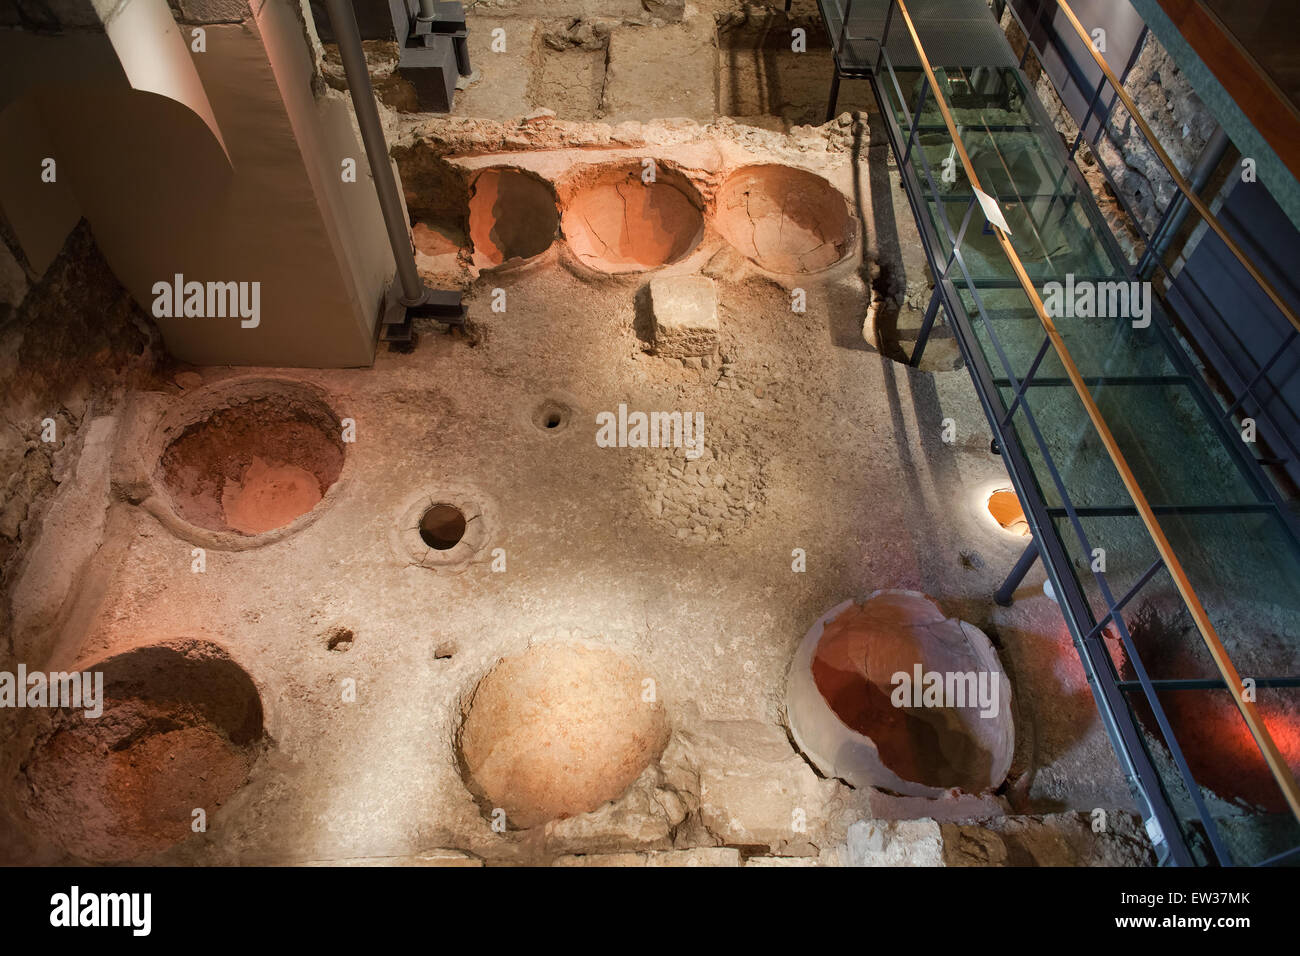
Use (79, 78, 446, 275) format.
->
(1140, 126, 1233, 280)
(323, 0, 428, 307)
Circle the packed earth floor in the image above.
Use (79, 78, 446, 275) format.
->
(0, 1, 1169, 867)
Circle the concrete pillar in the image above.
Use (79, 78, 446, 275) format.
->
(0, 0, 397, 367)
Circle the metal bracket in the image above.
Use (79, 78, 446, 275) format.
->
(403, 1, 471, 75)
(380, 276, 467, 344)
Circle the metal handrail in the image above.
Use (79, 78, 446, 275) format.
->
(891, 0, 1300, 822)
(1054, 0, 1300, 340)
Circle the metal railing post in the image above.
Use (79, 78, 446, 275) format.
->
(994, 538, 1040, 606)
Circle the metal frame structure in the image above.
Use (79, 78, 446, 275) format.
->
(820, 0, 875, 122)
(998, 0, 1300, 498)
(817, 0, 1300, 865)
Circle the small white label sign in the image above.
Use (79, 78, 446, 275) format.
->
(975, 187, 1012, 235)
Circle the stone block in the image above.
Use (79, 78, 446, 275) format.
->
(604, 16, 716, 122)
(649, 275, 719, 358)
(844, 819, 945, 867)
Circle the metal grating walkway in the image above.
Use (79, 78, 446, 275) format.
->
(819, 0, 1300, 865)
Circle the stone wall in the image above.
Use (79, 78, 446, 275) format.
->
(999, 8, 1219, 263)
(0, 218, 162, 667)
(1099, 32, 1217, 236)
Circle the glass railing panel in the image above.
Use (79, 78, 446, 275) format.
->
(876, 0, 1300, 857)
(960, 286, 1179, 381)
(907, 168, 1116, 284)
(954, 135, 1116, 280)
(1092, 382, 1266, 509)
(1048, 511, 1161, 635)
(1115, 566, 1231, 683)
(891, 65, 1041, 129)
(1158, 508, 1300, 664)
(1046, 498, 1300, 685)
(996, 381, 1129, 511)
(994, 377, 1269, 525)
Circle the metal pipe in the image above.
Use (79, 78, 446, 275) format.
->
(1140, 125, 1231, 279)
(453, 34, 472, 76)
(417, 0, 437, 22)
(323, 0, 425, 306)
(994, 538, 1040, 606)
(825, 69, 841, 123)
(909, 286, 942, 367)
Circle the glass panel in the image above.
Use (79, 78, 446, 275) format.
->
(1128, 685, 1300, 866)
(960, 286, 1179, 381)
(879, 15, 1300, 864)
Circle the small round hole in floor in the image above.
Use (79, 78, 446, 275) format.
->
(420, 504, 467, 550)
(531, 399, 571, 433)
(392, 489, 489, 570)
(987, 489, 1029, 536)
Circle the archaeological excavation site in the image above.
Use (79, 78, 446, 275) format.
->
(2, 0, 1300, 904)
